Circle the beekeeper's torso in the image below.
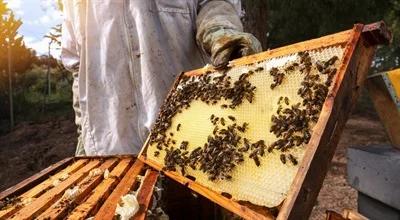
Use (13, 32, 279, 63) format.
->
(61, 0, 241, 155)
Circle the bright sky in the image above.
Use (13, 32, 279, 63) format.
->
(5, 0, 63, 58)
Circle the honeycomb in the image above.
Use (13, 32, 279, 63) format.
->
(145, 46, 345, 207)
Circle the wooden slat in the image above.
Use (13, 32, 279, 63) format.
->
(188, 179, 274, 220)
(67, 158, 133, 220)
(75, 155, 137, 160)
(10, 160, 101, 220)
(185, 22, 389, 78)
(278, 24, 377, 220)
(133, 170, 159, 220)
(139, 156, 189, 185)
(185, 30, 351, 77)
(139, 156, 273, 220)
(0, 159, 88, 219)
(366, 75, 400, 149)
(36, 159, 119, 220)
(0, 157, 73, 201)
(24, 159, 88, 199)
(93, 160, 144, 220)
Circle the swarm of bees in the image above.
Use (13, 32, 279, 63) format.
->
(269, 51, 339, 164)
(270, 100, 311, 151)
(163, 115, 269, 181)
(149, 69, 257, 151)
(149, 68, 260, 180)
(196, 120, 246, 181)
(150, 50, 340, 179)
(163, 145, 189, 175)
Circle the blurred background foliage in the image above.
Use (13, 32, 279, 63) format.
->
(0, 0, 399, 134)
(0, 0, 70, 134)
(242, 0, 400, 72)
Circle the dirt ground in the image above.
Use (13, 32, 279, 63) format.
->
(0, 114, 77, 192)
(310, 113, 389, 219)
(0, 110, 389, 219)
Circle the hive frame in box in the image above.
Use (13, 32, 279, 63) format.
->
(0, 155, 158, 220)
(139, 22, 391, 220)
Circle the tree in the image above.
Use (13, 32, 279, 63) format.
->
(0, 0, 35, 129)
(241, 0, 269, 49)
(372, 0, 400, 72)
(44, 24, 61, 96)
(241, 0, 398, 72)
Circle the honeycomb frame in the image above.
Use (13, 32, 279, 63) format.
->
(139, 23, 387, 220)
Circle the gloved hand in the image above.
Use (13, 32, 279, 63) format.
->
(206, 28, 262, 68)
(196, 1, 262, 69)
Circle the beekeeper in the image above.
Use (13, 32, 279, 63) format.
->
(61, 0, 262, 156)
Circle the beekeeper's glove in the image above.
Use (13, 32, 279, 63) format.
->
(196, 1, 262, 69)
(205, 28, 262, 68)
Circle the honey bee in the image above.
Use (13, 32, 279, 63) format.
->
(154, 151, 160, 157)
(243, 138, 250, 151)
(221, 104, 228, 109)
(280, 154, 286, 164)
(255, 66, 264, 72)
(180, 141, 189, 150)
(284, 97, 289, 105)
(277, 105, 283, 114)
(228, 115, 236, 121)
(277, 73, 285, 82)
(270, 67, 279, 76)
(177, 123, 181, 131)
(285, 65, 294, 72)
(315, 61, 324, 72)
(253, 156, 261, 167)
(288, 154, 298, 165)
(213, 126, 219, 135)
(278, 96, 284, 104)
(242, 122, 248, 131)
(326, 56, 339, 66)
(221, 117, 225, 126)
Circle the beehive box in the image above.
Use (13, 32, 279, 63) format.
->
(139, 22, 391, 220)
(0, 156, 158, 220)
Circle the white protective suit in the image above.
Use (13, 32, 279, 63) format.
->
(61, 0, 260, 155)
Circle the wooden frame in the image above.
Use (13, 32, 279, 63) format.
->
(0, 156, 158, 220)
(139, 22, 391, 220)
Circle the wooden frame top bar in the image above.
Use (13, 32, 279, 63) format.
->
(0, 156, 158, 220)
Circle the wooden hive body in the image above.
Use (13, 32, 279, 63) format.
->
(0, 156, 158, 220)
